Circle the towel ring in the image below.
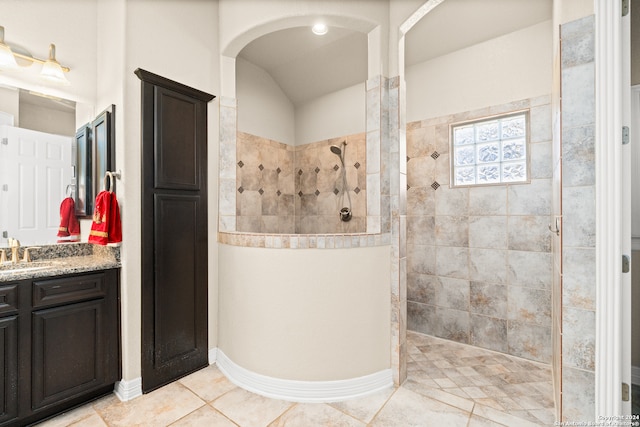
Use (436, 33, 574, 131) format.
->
(104, 170, 121, 193)
(65, 184, 74, 197)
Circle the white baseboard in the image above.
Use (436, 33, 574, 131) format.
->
(209, 347, 218, 365)
(114, 377, 143, 402)
(632, 366, 640, 386)
(113, 349, 216, 402)
(215, 350, 393, 403)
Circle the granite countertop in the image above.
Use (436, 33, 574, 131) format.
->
(0, 243, 121, 283)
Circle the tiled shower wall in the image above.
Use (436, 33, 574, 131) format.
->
(406, 95, 553, 364)
(559, 15, 596, 421)
(236, 131, 367, 234)
(236, 132, 295, 233)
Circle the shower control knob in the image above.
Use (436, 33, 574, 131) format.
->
(339, 207, 352, 222)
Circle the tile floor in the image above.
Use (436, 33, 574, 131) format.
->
(633, 384, 640, 417)
(37, 331, 555, 426)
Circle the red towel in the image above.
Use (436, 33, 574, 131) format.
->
(57, 197, 80, 243)
(88, 191, 122, 245)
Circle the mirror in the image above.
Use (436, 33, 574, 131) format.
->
(92, 105, 116, 200)
(75, 104, 116, 217)
(0, 87, 111, 247)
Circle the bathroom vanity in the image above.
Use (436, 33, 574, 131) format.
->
(0, 245, 120, 426)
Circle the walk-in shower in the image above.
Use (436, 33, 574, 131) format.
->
(330, 141, 352, 222)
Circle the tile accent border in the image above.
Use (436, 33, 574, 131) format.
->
(216, 350, 393, 403)
(218, 231, 391, 249)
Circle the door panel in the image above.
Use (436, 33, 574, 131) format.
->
(155, 88, 200, 190)
(0, 126, 72, 245)
(31, 300, 105, 409)
(137, 69, 214, 392)
(153, 194, 203, 367)
(0, 316, 18, 424)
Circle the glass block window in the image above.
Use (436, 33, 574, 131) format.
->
(451, 111, 529, 187)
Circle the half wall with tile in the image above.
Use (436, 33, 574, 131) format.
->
(406, 95, 553, 364)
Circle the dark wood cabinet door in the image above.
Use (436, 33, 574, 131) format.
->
(0, 270, 119, 427)
(31, 299, 107, 410)
(0, 316, 18, 424)
(136, 69, 214, 392)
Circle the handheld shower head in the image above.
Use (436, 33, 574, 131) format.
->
(330, 145, 342, 156)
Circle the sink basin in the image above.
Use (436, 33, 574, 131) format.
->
(0, 261, 59, 275)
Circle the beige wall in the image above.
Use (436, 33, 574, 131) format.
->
(218, 0, 388, 58)
(119, 0, 220, 382)
(405, 20, 552, 122)
(237, 58, 366, 147)
(218, 244, 391, 381)
(295, 83, 366, 146)
(2, 0, 221, 384)
(0, 0, 98, 106)
(558, 0, 594, 24)
(237, 57, 295, 145)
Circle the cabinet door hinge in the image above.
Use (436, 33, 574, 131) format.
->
(623, 126, 630, 145)
(1, 231, 6, 239)
(623, 255, 630, 273)
(0, 137, 7, 146)
(623, 382, 630, 401)
(623, 0, 630, 16)
(1, 184, 7, 192)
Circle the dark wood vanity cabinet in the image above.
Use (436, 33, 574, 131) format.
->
(0, 269, 120, 427)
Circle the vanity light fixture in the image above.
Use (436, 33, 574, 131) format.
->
(0, 25, 71, 86)
(312, 23, 328, 35)
(0, 26, 18, 70)
(39, 44, 70, 86)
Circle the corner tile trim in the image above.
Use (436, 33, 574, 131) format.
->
(216, 350, 393, 403)
(218, 232, 391, 249)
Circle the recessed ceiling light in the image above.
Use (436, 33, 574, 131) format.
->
(312, 23, 328, 35)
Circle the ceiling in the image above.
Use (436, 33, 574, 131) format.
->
(238, 0, 552, 107)
(239, 26, 368, 107)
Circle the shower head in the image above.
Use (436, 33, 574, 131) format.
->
(330, 145, 342, 156)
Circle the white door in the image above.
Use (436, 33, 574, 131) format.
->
(0, 125, 73, 246)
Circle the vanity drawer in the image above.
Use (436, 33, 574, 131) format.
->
(33, 273, 106, 308)
(0, 284, 18, 315)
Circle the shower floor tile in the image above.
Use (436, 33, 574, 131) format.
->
(407, 331, 555, 426)
(36, 331, 554, 426)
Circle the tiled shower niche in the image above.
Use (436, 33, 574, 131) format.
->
(236, 131, 367, 234)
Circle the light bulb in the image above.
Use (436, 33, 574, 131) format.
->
(312, 23, 328, 35)
(39, 44, 70, 86)
(0, 26, 18, 70)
